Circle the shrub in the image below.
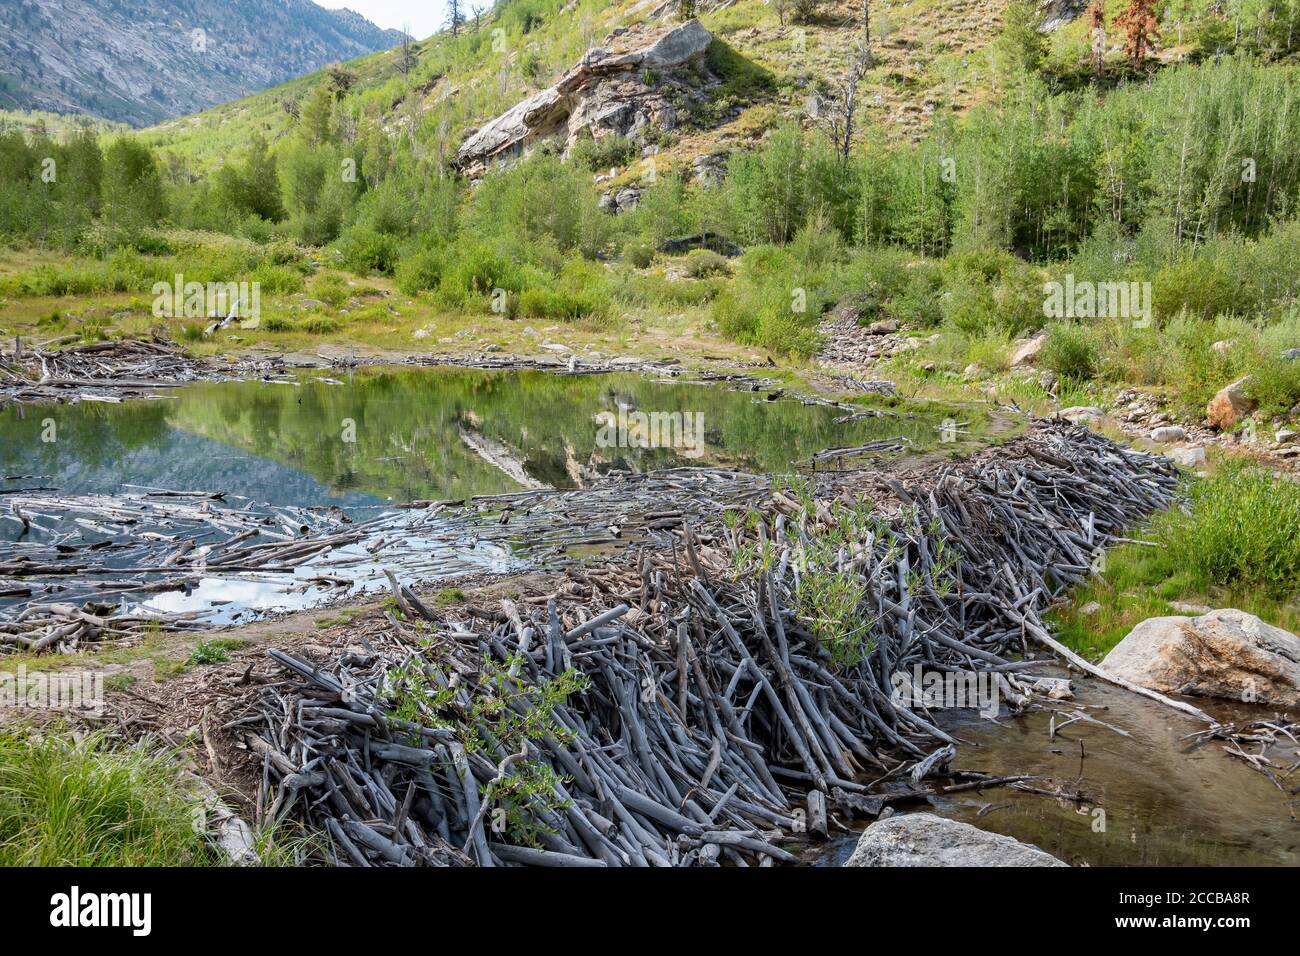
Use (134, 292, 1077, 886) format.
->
(1152, 465, 1300, 599)
(300, 315, 342, 334)
(396, 246, 445, 295)
(1152, 257, 1239, 321)
(439, 241, 527, 304)
(623, 238, 655, 269)
(249, 262, 305, 296)
(518, 256, 612, 321)
(682, 249, 730, 278)
(313, 272, 351, 308)
(1245, 356, 1300, 418)
(569, 134, 638, 172)
(1041, 322, 1102, 381)
(335, 226, 400, 276)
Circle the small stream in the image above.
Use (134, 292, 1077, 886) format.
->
(816, 670, 1298, 867)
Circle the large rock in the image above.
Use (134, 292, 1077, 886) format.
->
(1057, 405, 1104, 425)
(1008, 331, 1049, 368)
(846, 813, 1066, 867)
(455, 20, 713, 175)
(1167, 445, 1207, 469)
(1101, 609, 1300, 706)
(1206, 378, 1256, 430)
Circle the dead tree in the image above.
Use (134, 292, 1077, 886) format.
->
(1115, 0, 1159, 69)
(397, 28, 417, 77)
(813, 43, 871, 162)
(1088, 0, 1106, 76)
(862, 0, 873, 63)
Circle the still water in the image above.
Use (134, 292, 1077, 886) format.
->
(0, 366, 940, 622)
(0, 366, 936, 507)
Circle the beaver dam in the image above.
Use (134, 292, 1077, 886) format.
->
(209, 419, 1217, 867)
(2, 353, 1294, 867)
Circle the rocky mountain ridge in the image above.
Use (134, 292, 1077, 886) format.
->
(0, 0, 403, 126)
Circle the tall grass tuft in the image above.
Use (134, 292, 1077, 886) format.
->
(0, 729, 210, 866)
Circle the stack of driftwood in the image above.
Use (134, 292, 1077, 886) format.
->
(0, 337, 212, 405)
(0, 469, 776, 648)
(235, 421, 1183, 866)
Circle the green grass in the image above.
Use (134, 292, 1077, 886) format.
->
(0, 728, 211, 866)
(1052, 465, 1300, 660)
(187, 638, 252, 667)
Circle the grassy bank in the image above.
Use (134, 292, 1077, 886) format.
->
(0, 728, 211, 866)
(1051, 464, 1300, 661)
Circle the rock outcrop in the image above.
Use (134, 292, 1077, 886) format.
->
(846, 813, 1067, 867)
(1101, 609, 1300, 706)
(455, 20, 714, 176)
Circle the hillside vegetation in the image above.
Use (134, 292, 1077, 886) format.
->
(0, 0, 1298, 415)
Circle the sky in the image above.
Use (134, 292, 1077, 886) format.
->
(316, 1, 451, 40)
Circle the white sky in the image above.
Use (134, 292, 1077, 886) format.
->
(316, 1, 451, 40)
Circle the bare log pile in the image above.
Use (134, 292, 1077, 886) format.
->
(0, 470, 773, 649)
(0, 490, 363, 651)
(0, 337, 214, 405)
(236, 420, 1184, 866)
(0, 601, 206, 653)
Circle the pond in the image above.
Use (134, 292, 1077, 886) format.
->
(1, 366, 937, 506)
(1, 365, 945, 622)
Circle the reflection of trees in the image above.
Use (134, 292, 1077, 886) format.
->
(0, 400, 171, 475)
(151, 369, 940, 502)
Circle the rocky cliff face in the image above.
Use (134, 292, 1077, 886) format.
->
(455, 19, 715, 177)
(0, 0, 403, 126)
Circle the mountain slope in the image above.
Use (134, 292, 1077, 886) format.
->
(139, 0, 1013, 173)
(0, 0, 404, 126)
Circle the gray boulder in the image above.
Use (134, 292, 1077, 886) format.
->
(1101, 609, 1300, 706)
(845, 813, 1067, 867)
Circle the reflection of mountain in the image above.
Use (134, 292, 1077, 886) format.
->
(0, 404, 377, 516)
(1, 369, 939, 506)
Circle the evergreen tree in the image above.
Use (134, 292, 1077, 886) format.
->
(994, 0, 1047, 76)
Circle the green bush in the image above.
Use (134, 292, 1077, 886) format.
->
(396, 246, 445, 295)
(518, 256, 612, 321)
(335, 225, 400, 276)
(313, 272, 351, 308)
(1152, 465, 1300, 599)
(710, 245, 829, 357)
(623, 238, 655, 269)
(1041, 322, 1102, 381)
(1245, 356, 1300, 417)
(1153, 258, 1239, 321)
(682, 249, 730, 278)
(249, 261, 305, 295)
(569, 134, 638, 172)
